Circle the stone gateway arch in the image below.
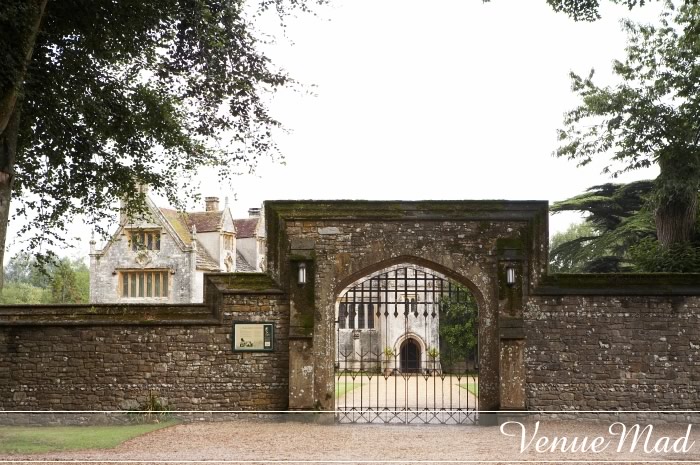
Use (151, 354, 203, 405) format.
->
(264, 200, 548, 420)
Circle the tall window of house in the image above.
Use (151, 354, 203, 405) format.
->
(121, 270, 169, 298)
(223, 234, 234, 250)
(338, 301, 377, 331)
(338, 303, 347, 329)
(357, 303, 365, 329)
(348, 305, 356, 329)
(130, 230, 161, 251)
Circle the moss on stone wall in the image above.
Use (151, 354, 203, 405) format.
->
(537, 273, 700, 294)
(206, 273, 281, 292)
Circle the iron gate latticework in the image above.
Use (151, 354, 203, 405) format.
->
(335, 265, 479, 424)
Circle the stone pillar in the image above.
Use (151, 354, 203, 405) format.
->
(500, 323, 526, 409)
(289, 338, 314, 409)
(498, 253, 526, 412)
(287, 238, 316, 409)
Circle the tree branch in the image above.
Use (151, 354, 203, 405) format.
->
(0, 0, 48, 135)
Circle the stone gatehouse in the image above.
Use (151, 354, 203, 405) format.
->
(1, 200, 699, 415)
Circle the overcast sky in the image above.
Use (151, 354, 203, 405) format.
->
(8, 0, 665, 262)
(214, 0, 661, 225)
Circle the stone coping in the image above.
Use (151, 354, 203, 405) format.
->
(0, 303, 217, 326)
(205, 272, 284, 294)
(534, 273, 700, 295)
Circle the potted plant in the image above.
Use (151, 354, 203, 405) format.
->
(427, 347, 440, 374)
(383, 346, 396, 376)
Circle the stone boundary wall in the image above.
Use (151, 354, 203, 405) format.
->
(1, 273, 700, 413)
(525, 275, 700, 411)
(0, 274, 289, 411)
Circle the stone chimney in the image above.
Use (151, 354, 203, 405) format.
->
(205, 197, 220, 212)
(248, 207, 261, 217)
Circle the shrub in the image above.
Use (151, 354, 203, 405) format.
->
(630, 238, 700, 272)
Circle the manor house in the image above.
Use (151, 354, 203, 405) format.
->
(89, 191, 264, 303)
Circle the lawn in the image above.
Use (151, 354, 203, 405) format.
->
(0, 421, 176, 454)
(458, 382, 478, 396)
(335, 382, 364, 397)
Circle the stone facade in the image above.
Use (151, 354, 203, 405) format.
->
(90, 194, 262, 304)
(89, 212, 199, 304)
(0, 275, 288, 410)
(525, 292, 700, 410)
(235, 207, 265, 272)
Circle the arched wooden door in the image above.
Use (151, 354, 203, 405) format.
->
(400, 339, 420, 373)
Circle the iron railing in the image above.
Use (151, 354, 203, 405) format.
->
(335, 265, 478, 424)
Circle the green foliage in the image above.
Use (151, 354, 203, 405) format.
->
(546, 0, 651, 22)
(481, 0, 651, 22)
(383, 346, 395, 359)
(2, 0, 326, 255)
(551, 181, 700, 272)
(50, 261, 81, 304)
(550, 181, 657, 272)
(0, 282, 50, 304)
(552, 181, 654, 231)
(550, 222, 601, 272)
(74, 262, 90, 302)
(427, 347, 440, 359)
(4, 251, 50, 287)
(438, 291, 478, 369)
(630, 237, 700, 271)
(556, 2, 700, 247)
(129, 391, 172, 424)
(2, 252, 89, 303)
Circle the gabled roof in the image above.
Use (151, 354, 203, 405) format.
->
(236, 251, 256, 272)
(96, 197, 192, 256)
(160, 208, 236, 244)
(234, 218, 259, 238)
(186, 211, 224, 233)
(159, 208, 194, 245)
(196, 243, 221, 271)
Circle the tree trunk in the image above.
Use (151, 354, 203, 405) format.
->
(654, 150, 700, 249)
(655, 193, 698, 247)
(0, 0, 48, 290)
(0, 0, 48, 135)
(0, 105, 20, 290)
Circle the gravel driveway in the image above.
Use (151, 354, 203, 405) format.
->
(3, 417, 700, 464)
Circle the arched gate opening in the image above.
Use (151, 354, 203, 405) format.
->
(400, 339, 420, 373)
(335, 264, 479, 424)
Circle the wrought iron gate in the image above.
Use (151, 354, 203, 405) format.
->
(335, 265, 479, 424)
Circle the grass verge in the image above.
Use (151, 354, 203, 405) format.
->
(458, 382, 478, 396)
(0, 421, 177, 454)
(335, 382, 364, 397)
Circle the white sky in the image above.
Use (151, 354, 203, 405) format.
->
(7, 0, 665, 262)
(215, 0, 661, 226)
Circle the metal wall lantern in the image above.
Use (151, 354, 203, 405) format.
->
(298, 262, 307, 285)
(505, 265, 516, 287)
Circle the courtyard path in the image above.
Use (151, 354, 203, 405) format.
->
(1, 418, 698, 464)
(336, 373, 477, 424)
